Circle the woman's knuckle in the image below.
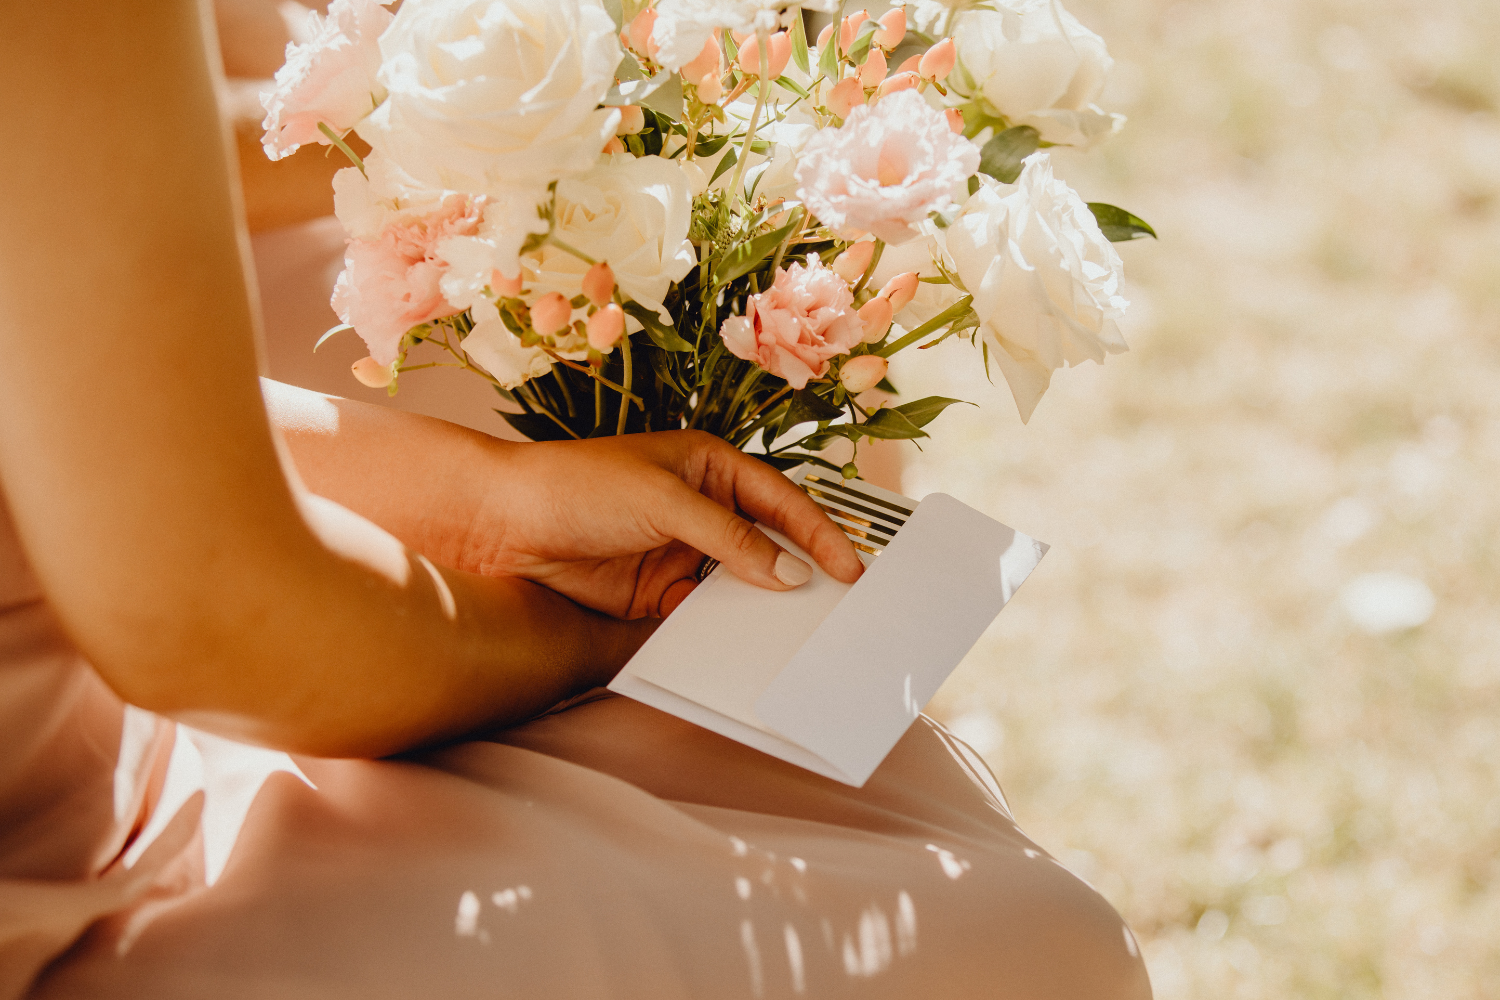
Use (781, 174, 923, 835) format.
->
(723, 516, 759, 555)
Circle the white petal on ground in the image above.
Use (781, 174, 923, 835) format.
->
(1339, 572, 1436, 634)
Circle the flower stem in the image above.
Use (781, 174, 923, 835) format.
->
(726, 32, 771, 207)
(539, 347, 642, 402)
(547, 235, 597, 266)
(852, 239, 885, 297)
(876, 294, 975, 357)
(768, 208, 807, 275)
(317, 122, 366, 177)
(616, 335, 634, 435)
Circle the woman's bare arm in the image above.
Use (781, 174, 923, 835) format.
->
(0, 0, 640, 758)
(0, 1, 858, 759)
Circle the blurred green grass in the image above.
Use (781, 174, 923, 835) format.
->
(896, 0, 1500, 995)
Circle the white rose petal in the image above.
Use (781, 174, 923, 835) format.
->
(357, 0, 623, 196)
(939, 154, 1128, 422)
(521, 154, 697, 329)
(949, 2, 1124, 149)
(462, 302, 553, 389)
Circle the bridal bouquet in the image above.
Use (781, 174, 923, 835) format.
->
(262, 0, 1152, 477)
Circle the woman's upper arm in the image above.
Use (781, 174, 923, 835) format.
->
(0, 0, 317, 647)
(0, 2, 314, 661)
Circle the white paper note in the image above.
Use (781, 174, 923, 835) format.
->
(608, 470, 1047, 786)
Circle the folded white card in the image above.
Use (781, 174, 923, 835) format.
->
(608, 467, 1047, 787)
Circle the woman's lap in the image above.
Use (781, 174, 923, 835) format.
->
(33, 693, 1150, 1000)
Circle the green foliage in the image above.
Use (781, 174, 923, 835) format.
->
(778, 388, 845, 436)
(790, 12, 810, 74)
(713, 216, 801, 288)
(622, 302, 694, 351)
(1087, 203, 1158, 242)
(847, 18, 880, 66)
(817, 21, 839, 80)
(978, 126, 1041, 184)
(892, 395, 974, 428)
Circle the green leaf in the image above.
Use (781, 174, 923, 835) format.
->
(817, 22, 839, 79)
(648, 347, 690, 394)
(1087, 203, 1158, 242)
(761, 422, 781, 451)
(977, 126, 1041, 184)
(875, 376, 899, 394)
(709, 146, 738, 184)
(777, 387, 844, 436)
(790, 10, 810, 74)
(713, 216, 800, 287)
(892, 395, 973, 428)
(491, 383, 518, 405)
(876, 294, 975, 357)
(755, 453, 810, 472)
(851, 408, 929, 440)
(694, 134, 731, 157)
(642, 73, 683, 120)
(314, 323, 353, 352)
(774, 75, 810, 100)
(790, 430, 842, 451)
(621, 302, 695, 351)
(847, 18, 880, 66)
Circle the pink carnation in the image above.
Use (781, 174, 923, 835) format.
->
(794, 89, 980, 244)
(331, 195, 484, 365)
(719, 258, 863, 389)
(260, 0, 394, 161)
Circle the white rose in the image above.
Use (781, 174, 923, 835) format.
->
(462, 301, 554, 389)
(520, 154, 697, 330)
(950, 3, 1124, 149)
(940, 154, 1128, 422)
(355, 0, 622, 197)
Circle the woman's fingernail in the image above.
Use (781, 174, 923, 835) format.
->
(774, 552, 813, 586)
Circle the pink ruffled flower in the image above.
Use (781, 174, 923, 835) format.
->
(260, 0, 394, 160)
(719, 258, 863, 389)
(794, 89, 979, 245)
(331, 195, 484, 365)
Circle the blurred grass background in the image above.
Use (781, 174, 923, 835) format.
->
(890, 0, 1500, 995)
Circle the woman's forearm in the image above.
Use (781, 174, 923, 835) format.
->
(261, 378, 505, 569)
(159, 496, 647, 757)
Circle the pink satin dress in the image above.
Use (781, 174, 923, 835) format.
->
(0, 498, 1151, 999)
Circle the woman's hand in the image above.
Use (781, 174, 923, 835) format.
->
(455, 431, 865, 619)
(266, 381, 863, 620)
